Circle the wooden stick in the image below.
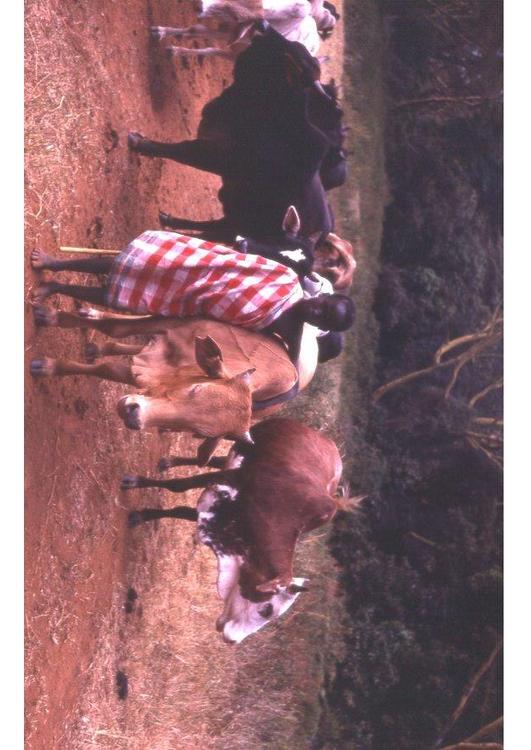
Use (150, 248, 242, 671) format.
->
(463, 716, 503, 744)
(438, 716, 503, 750)
(59, 246, 120, 255)
(434, 641, 502, 748)
(469, 379, 503, 409)
(438, 743, 502, 750)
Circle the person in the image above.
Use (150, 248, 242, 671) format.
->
(31, 229, 354, 368)
(265, 291, 352, 367)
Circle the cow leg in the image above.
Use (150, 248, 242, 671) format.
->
(128, 133, 229, 176)
(33, 305, 168, 339)
(30, 249, 115, 274)
(151, 24, 228, 41)
(121, 469, 240, 492)
(31, 281, 107, 306)
(128, 505, 198, 527)
(168, 46, 235, 60)
(158, 455, 228, 471)
(30, 357, 135, 385)
(85, 341, 144, 363)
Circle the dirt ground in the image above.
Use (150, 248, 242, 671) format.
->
(25, 2, 346, 748)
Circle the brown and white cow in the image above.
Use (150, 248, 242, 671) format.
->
(123, 417, 343, 643)
(313, 233, 357, 292)
(29, 307, 319, 452)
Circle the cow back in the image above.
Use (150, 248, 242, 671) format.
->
(239, 418, 341, 512)
(195, 29, 344, 239)
(131, 319, 300, 402)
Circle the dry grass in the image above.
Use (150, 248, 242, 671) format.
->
(25, 0, 103, 248)
(52, 479, 344, 750)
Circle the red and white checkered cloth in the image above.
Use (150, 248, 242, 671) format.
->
(105, 231, 304, 330)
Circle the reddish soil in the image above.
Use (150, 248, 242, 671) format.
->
(25, 1, 232, 746)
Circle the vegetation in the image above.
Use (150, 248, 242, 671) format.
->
(319, 1, 503, 748)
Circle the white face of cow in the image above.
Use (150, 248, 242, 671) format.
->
(196, 482, 307, 644)
(215, 564, 307, 644)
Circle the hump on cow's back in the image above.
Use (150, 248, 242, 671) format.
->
(131, 319, 298, 401)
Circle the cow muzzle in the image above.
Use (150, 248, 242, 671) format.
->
(117, 395, 145, 430)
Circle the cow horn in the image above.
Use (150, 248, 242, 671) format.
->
(313, 80, 333, 101)
(233, 368, 256, 386)
(239, 431, 254, 445)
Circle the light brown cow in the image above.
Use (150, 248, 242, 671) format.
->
(30, 307, 318, 448)
(123, 417, 344, 643)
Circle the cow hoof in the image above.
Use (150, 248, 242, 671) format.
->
(119, 401, 142, 430)
(150, 26, 168, 40)
(127, 511, 142, 527)
(121, 474, 141, 491)
(84, 343, 100, 363)
(157, 457, 172, 472)
(78, 305, 103, 320)
(33, 305, 57, 327)
(128, 131, 146, 151)
(30, 358, 55, 377)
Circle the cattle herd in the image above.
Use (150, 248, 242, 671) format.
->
(29, 1, 357, 644)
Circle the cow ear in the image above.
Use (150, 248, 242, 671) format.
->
(195, 336, 226, 378)
(231, 368, 256, 387)
(282, 205, 301, 236)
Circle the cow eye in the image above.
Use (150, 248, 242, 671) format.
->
(258, 603, 273, 619)
(218, 490, 231, 502)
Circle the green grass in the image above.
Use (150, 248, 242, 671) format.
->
(280, 0, 387, 743)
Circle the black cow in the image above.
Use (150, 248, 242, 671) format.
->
(128, 25, 346, 277)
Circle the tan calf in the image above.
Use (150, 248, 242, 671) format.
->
(29, 308, 317, 447)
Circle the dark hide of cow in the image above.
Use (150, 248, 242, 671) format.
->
(129, 26, 346, 274)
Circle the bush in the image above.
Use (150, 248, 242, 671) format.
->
(320, 1, 503, 747)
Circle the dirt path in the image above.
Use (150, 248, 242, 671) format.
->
(25, 2, 231, 746)
(25, 2, 345, 748)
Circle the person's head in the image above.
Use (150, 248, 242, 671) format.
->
(300, 294, 355, 332)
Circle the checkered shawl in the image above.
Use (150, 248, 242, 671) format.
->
(105, 231, 304, 330)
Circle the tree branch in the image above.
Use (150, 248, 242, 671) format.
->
(394, 95, 501, 110)
(464, 716, 503, 743)
(438, 743, 502, 750)
(434, 641, 502, 748)
(469, 379, 503, 409)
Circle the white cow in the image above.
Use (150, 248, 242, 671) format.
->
(151, 0, 339, 60)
